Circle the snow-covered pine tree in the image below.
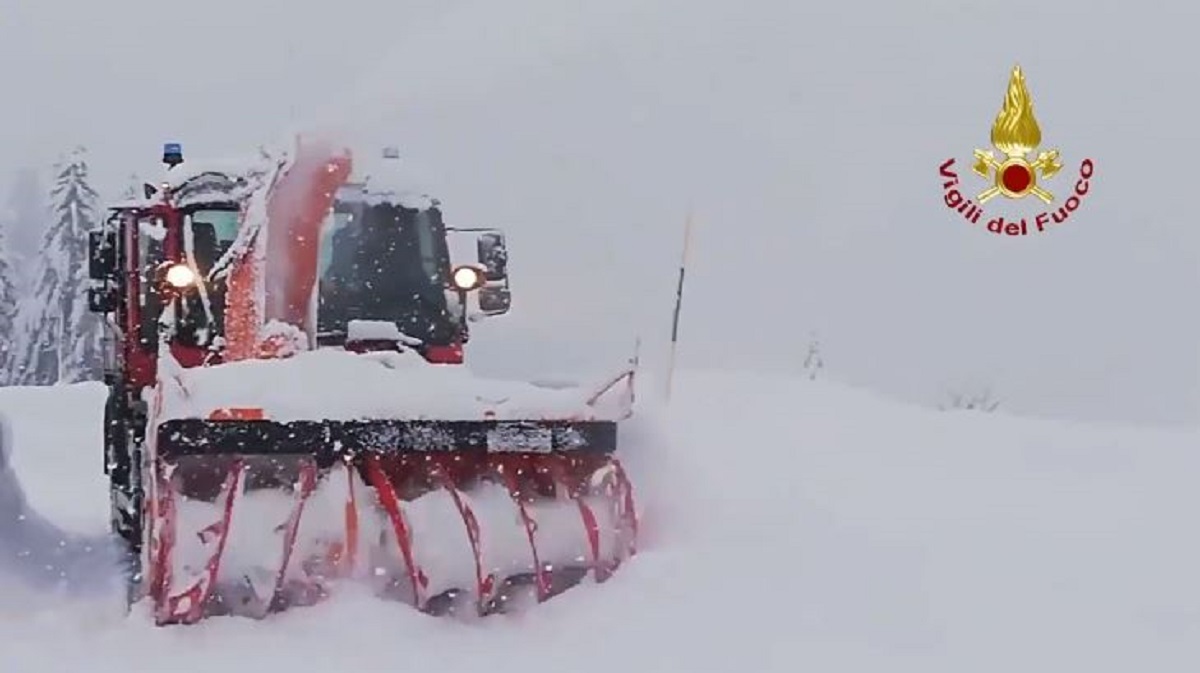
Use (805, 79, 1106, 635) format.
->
(0, 216, 18, 384)
(8, 147, 104, 385)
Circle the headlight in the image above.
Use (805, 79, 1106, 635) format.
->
(451, 265, 484, 291)
(164, 263, 197, 288)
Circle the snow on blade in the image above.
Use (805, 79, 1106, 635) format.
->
(157, 349, 631, 422)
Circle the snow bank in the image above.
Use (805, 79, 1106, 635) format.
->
(1, 371, 1199, 672)
(0, 383, 127, 610)
(157, 349, 633, 422)
(0, 383, 109, 534)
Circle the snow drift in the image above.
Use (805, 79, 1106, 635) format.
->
(0, 384, 126, 611)
(0, 372, 1198, 672)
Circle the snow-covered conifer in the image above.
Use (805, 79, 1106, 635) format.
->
(8, 147, 104, 385)
(0, 216, 18, 384)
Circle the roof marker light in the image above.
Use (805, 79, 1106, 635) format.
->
(163, 142, 184, 168)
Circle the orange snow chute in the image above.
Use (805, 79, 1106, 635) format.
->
(224, 139, 353, 361)
(262, 139, 353, 338)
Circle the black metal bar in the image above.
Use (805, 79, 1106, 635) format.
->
(156, 418, 619, 459)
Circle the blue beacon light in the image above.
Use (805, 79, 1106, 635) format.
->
(162, 142, 184, 168)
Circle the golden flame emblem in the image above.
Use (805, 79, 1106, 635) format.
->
(971, 65, 1063, 203)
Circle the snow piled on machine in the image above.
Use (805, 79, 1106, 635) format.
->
(154, 344, 634, 423)
(152, 138, 439, 213)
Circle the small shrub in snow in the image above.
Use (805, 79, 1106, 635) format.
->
(802, 332, 824, 381)
(939, 386, 1000, 413)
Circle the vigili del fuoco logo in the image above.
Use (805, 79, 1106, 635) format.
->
(939, 64, 1094, 236)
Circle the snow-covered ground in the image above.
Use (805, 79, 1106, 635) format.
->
(0, 372, 1198, 672)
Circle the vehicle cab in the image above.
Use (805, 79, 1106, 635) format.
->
(86, 143, 513, 395)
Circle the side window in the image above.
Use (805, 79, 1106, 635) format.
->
(185, 211, 235, 343)
(138, 217, 166, 347)
(189, 209, 240, 270)
(208, 211, 240, 245)
(413, 209, 441, 281)
(318, 209, 355, 280)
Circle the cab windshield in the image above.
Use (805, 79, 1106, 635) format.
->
(316, 201, 457, 344)
(177, 202, 458, 347)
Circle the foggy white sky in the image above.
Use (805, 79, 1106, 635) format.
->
(0, 0, 1195, 426)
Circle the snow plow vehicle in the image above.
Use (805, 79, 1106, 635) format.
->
(85, 139, 639, 625)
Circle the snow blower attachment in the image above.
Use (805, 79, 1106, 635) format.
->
(87, 140, 639, 625)
(146, 360, 638, 624)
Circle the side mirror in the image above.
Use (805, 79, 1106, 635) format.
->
(476, 232, 508, 281)
(477, 285, 511, 315)
(87, 286, 118, 313)
(88, 230, 117, 280)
